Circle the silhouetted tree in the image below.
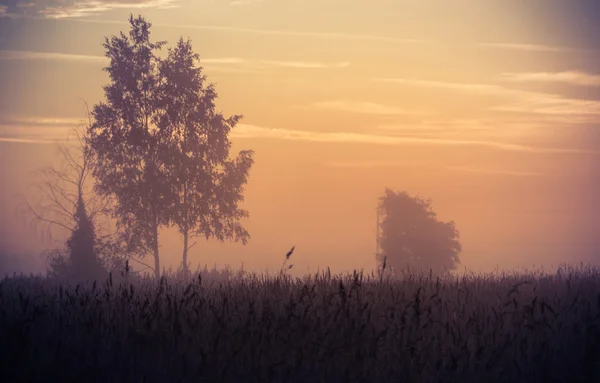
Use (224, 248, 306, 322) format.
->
(18, 125, 109, 280)
(377, 189, 461, 275)
(89, 15, 254, 278)
(66, 194, 106, 280)
(88, 15, 173, 279)
(158, 38, 254, 275)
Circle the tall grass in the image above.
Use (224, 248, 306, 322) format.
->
(1, 265, 599, 382)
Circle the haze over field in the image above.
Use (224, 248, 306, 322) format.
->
(1, 0, 600, 276)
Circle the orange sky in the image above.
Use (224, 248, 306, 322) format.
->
(1, 0, 600, 276)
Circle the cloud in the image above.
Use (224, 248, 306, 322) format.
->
(325, 161, 548, 177)
(376, 115, 600, 140)
(303, 101, 415, 115)
(3, 115, 597, 155)
(373, 77, 600, 116)
(0, 115, 93, 145)
(67, 18, 432, 45)
(490, 98, 600, 116)
(379, 119, 497, 131)
(0, 137, 56, 144)
(0, 115, 84, 127)
(478, 42, 569, 53)
(0, 49, 349, 73)
(0, 49, 109, 63)
(443, 166, 547, 177)
(501, 71, 600, 87)
(0, 0, 179, 18)
(232, 124, 597, 155)
(373, 77, 507, 94)
(202, 57, 245, 64)
(259, 60, 350, 69)
(326, 161, 413, 169)
(0, 49, 249, 65)
(375, 119, 543, 141)
(229, 0, 264, 5)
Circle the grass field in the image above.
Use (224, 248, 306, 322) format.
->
(1, 266, 599, 382)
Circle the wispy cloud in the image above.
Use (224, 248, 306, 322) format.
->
(373, 77, 507, 94)
(501, 71, 600, 87)
(478, 42, 569, 53)
(376, 119, 541, 141)
(260, 60, 350, 69)
(0, 116, 84, 127)
(376, 116, 598, 139)
(378, 119, 495, 132)
(0, 49, 245, 64)
(67, 18, 433, 45)
(327, 161, 408, 169)
(327, 161, 432, 170)
(444, 166, 547, 177)
(0, 137, 56, 145)
(0, 49, 108, 63)
(0, 115, 87, 145)
(303, 101, 416, 115)
(232, 124, 596, 155)
(229, 0, 264, 6)
(0, 0, 180, 19)
(0, 49, 349, 72)
(373, 77, 600, 116)
(3, 115, 597, 155)
(202, 57, 245, 64)
(326, 161, 548, 177)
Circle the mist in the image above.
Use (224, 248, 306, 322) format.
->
(1, 137, 598, 278)
(2, 1, 599, 278)
(3, 2, 600, 381)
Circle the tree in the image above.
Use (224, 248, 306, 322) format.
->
(88, 15, 173, 279)
(66, 193, 106, 280)
(88, 15, 255, 278)
(18, 125, 109, 280)
(157, 38, 254, 275)
(376, 189, 461, 275)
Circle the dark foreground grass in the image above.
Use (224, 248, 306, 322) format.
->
(1, 266, 600, 383)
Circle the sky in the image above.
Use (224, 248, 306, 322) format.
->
(1, 0, 600, 276)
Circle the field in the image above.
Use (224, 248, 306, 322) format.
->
(1, 266, 600, 383)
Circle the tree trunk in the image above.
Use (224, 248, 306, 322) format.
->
(152, 223, 160, 279)
(182, 230, 189, 276)
(181, 179, 189, 278)
(153, 246, 160, 279)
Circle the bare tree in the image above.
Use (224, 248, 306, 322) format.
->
(20, 126, 103, 240)
(17, 121, 118, 279)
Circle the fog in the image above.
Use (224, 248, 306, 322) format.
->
(2, 136, 599, 278)
(1, 0, 600, 278)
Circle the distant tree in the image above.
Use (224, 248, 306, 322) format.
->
(18, 125, 109, 280)
(376, 189, 461, 275)
(88, 15, 173, 279)
(67, 192, 107, 280)
(157, 38, 254, 275)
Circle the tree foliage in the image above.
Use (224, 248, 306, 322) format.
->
(89, 15, 172, 278)
(158, 39, 253, 271)
(377, 189, 461, 274)
(66, 193, 106, 281)
(158, 37, 254, 274)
